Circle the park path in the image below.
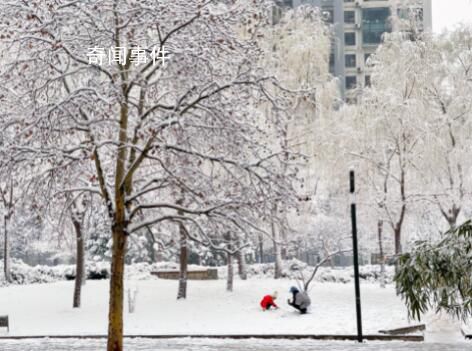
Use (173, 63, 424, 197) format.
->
(0, 338, 468, 351)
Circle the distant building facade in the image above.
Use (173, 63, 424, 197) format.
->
(276, 0, 432, 102)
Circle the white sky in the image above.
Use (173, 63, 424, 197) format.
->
(433, 0, 472, 32)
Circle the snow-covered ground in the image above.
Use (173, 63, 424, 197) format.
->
(0, 277, 468, 343)
(0, 338, 469, 351)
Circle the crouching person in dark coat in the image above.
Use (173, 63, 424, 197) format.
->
(287, 286, 311, 314)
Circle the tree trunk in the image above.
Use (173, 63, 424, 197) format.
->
(258, 234, 264, 263)
(106, 81, 130, 351)
(81, 247, 87, 286)
(393, 222, 403, 279)
(72, 216, 85, 308)
(144, 227, 157, 262)
(393, 174, 406, 277)
(2, 182, 12, 283)
(177, 221, 188, 299)
(107, 227, 127, 351)
(439, 203, 461, 231)
(377, 219, 386, 289)
(447, 213, 459, 231)
(394, 227, 402, 256)
(236, 245, 247, 280)
(395, 170, 406, 257)
(81, 217, 87, 287)
(274, 246, 282, 278)
(3, 212, 11, 283)
(272, 216, 282, 279)
(226, 233, 234, 292)
(227, 250, 233, 292)
(280, 225, 288, 260)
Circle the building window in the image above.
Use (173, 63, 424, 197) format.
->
(346, 76, 357, 90)
(345, 54, 356, 68)
(362, 7, 391, 45)
(365, 75, 371, 87)
(345, 32, 356, 46)
(344, 0, 354, 2)
(280, 0, 293, 7)
(344, 11, 355, 24)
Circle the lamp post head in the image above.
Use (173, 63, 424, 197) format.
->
(349, 170, 355, 194)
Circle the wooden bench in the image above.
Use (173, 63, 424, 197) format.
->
(379, 324, 425, 335)
(151, 269, 218, 280)
(0, 315, 9, 332)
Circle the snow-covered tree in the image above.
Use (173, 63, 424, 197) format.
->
(0, 165, 49, 281)
(350, 32, 432, 258)
(0, 1, 305, 349)
(419, 27, 472, 230)
(257, 4, 333, 277)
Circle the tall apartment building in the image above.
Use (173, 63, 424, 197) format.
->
(277, 0, 432, 102)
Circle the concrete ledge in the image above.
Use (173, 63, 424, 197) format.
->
(379, 324, 425, 335)
(0, 334, 424, 342)
(151, 269, 218, 280)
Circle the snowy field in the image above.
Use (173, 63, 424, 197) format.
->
(0, 338, 470, 351)
(0, 277, 468, 343)
(0, 279, 405, 336)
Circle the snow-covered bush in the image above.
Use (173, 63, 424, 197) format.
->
(0, 260, 157, 286)
(0, 260, 67, 285)
(238, 259, 395, 284)
(0, 258, 395, 286)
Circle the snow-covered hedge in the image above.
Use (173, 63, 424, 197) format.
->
(241, 259, 395, 284)
(0, 260, 156, 286)
(0, 258, 394, 286)
(0, 260, 221, 286)
(6, 261, 68, 285)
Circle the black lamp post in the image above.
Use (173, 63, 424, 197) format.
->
(350, 170, 363, 342)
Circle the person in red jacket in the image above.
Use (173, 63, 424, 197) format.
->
(260, 291, 278, 311)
